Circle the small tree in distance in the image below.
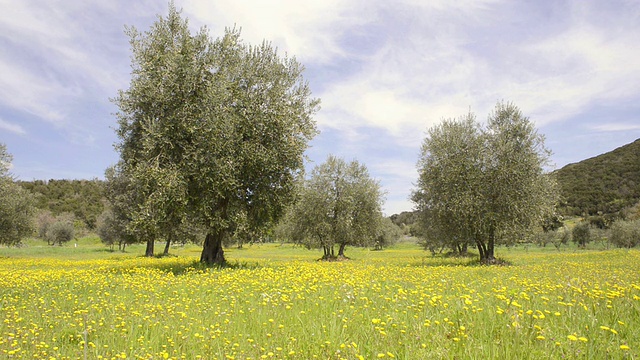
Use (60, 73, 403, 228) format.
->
(572, 221, 592, 248)
(36, 210, 56, 240)
(96, 207, 136, 251)
(609, 219, 640, 248)
(279, 155, 384, 260)
(45, 220, 74, 246)
(374, 217, 402, 250)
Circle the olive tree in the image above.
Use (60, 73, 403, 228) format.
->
(572, 221, 592, 248)
(0, 143, 34, 246)
(609, 219, 640, 248)
(374, 217, 402, 250)
(281, 156, 384, 259)
(412, 102, 558, 263)
(113, 5, 318, 264)
(103, 164, 145, 252)
(96, 206, 134, 251)
(45, 219, 75, 246)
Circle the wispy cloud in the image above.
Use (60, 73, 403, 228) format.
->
(182, 0, 370, 64)
(0, 1, 148, 127)
(589, 123, 640, 132)
(0, 118, 26, 135)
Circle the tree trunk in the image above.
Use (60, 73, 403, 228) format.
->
(476, 240, 486, 261)
(163, 236, 172, 256)
(200, 231, 225, 265)
(338, 243, 346, 257)
(486, 236, 495, 262)
(145, 239, 154, 257)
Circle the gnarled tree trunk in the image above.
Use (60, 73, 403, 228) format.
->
(163, 235, 172, 256)
(322, 244, 336, 260)
(145, 239, 154, 257)
(338, 242, 347, 257)
(201, 231, 225, 264)
(477, 237, 496, 264)
(485, 236, 496, 262)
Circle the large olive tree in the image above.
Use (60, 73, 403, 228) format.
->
(412, 102, 558, 263)
(113, 5, 318, 264)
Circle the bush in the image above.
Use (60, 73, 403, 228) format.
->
(374, 217, 402, 250)
(36, 210, 55, 239)
(96, 208, 136, 251)
(45, 220, 74, 246)
(609, 219, 640, 248)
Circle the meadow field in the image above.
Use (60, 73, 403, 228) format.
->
(0, 239, 638, 359)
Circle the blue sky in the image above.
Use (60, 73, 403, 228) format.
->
(1, 0, 639, 215)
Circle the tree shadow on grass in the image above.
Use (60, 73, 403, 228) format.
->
(93, 248, 120, 253)
(126, 256, 264, 275)
(412, 252, 513, 268)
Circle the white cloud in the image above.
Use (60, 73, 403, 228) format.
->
(181, 0, 371, 64)
(0, 1, 151, 127)
(0, 118, 26, 135)
(0, 57, 70, 124)
(589, 123, 640, 132)
(312, 0, 640, 146)
(515, 21, 640, 126)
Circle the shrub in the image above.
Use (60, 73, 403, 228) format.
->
(45, 221, 74, 246)
(609, 219, 640, 248)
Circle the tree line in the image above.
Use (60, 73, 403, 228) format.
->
(18, 179, 105, 229)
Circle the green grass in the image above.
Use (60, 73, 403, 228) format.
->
(0, 239, 638, 359)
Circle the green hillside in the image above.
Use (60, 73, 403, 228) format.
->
(18, 179, 105, 229)
(555, 138, 640, 216)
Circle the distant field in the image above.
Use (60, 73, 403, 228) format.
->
(0, 240, 638, 359)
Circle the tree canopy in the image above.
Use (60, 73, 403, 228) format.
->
(412, 102, 558, 263)
(278, 155, 384, 259)
(113, 5, 319, 263)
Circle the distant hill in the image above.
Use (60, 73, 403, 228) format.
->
(555, 138, 640, 216)
(18, 179, 105, 229)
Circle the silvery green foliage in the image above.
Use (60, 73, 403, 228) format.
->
(113, 5, 318, 262)
(0, 143, 35, 245)
(572, 221, 592, 248)
(283, 155, 384, 258)
(609, 219, 640, 248)
(45, 220, 74, 246)
(412, 102, 559, 262)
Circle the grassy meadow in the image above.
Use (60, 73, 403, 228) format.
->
(0, 238, 638, 359)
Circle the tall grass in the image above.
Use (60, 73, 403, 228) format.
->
(0, 242, 638, 359)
